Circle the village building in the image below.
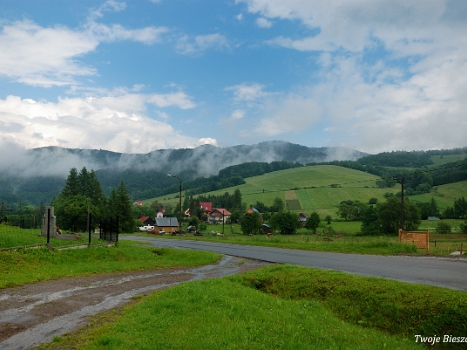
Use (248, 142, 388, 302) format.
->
(155, 217, 179, 233)
(208, 208, 231, 224)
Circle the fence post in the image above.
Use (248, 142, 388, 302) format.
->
(46, 208, 53, 250)
(88, 212, 92, 247)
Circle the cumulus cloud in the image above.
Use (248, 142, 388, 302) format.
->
(256, 17, 273, 28)
(0, 1, 168, 87)
(254, 93, 322, 136)
(225, 83, 269, 101)
(0, 90, 214, 154)
(236, 0, 467, 152)
(230, 109, 246, 120)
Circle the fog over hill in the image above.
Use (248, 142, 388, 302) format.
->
(1, 141, 366, 179)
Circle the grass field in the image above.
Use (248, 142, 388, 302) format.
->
(0, 224, 86, 250)
(0, 239, 220, 289)
(150, 164, 467, 219)
(41, 264, 467, 350)
(429, 153, 467, 167)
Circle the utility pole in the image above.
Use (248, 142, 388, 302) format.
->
(400, 177, 405, 230)
(168, 174, 182, 233)
(393, 176, 406, 230)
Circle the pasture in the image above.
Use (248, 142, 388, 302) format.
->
(153, 164, 467, 219)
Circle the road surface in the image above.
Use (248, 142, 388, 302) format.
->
(123, 236, 467, 292)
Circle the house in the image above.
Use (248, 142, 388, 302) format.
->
(200, 202, 212, 215)
(137, 216, 154, 226)
(298, 212, 308, 227)
(245, 207, 260, 215)
(155, 217, 179, 233)
(245, 207, 263, 222)
(133, 200, 143, 206)
(156, 209, 165, 218)
(208, 208, 231, 224)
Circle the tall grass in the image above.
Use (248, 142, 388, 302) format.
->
(231, 265, 467, 346)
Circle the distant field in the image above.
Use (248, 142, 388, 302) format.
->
(429, 153, 467, 166)
(149, 165, 467, 218)
(410, 180, 467, 211)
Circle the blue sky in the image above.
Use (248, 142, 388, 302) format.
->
(0, 0, 466, 155)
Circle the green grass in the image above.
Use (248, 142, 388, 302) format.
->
(150, 165, 467, 222)
(429, 154, 467, 167)
(232, 266, 467, 344)
(0, 240, 220, 288)
(0, 223, 86, 249)
(43, 272, 425, 350)
(146, 227, 420, 255)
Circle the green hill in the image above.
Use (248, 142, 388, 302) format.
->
(152, 165, 467, 219)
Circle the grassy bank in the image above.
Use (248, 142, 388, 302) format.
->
(42, 264, 467, 350)
(42, 278, 422, 350)
(231, 266, 467, 342)
(0, 240, 220, 288)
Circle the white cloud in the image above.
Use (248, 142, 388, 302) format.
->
(0, 90, 210, 154)
(253, 93, 322, 136)
(176, 33, 229, 55)
(0, 20, 98, 86)
(230, 109, 246, 120)
(256, 17, 272, 28)
(225, 83, 268, 101)
(0, 2, 168, 87)
(236, 0, 467, 152)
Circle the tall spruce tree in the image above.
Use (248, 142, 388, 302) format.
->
(107, 181, 134, 233)
(53, 167, 106, 231)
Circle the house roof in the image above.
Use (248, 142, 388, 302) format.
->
(138, 216, 149, 223)
(246, 207, 260, 214)
(155, 217, 179, 227)
(200, 202, 212, 212)
(211, 208, 231, 216)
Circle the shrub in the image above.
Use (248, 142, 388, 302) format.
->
(435, 221, 452, 234)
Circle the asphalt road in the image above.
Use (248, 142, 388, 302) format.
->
(122, 236, 467, 291)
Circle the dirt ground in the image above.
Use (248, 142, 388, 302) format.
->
(0, 255, 270, 350)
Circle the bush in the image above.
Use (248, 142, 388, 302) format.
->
(460, 221, 467, 234)
(435, 221, 452, 234)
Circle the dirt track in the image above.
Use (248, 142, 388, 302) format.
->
(0, 256, 270, 349)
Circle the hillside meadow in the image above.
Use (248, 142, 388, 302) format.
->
(150, 164, 467, 219)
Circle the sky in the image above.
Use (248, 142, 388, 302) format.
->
(0, 0, 466, 155)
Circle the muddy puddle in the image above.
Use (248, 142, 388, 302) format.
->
(0, 256, 270, 349)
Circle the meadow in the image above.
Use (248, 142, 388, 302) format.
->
(152, 165, 467, 218)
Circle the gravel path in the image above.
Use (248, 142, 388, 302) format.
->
(0, 256, 270, 350)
